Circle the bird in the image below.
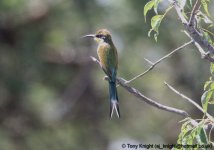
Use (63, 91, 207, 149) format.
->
(83, 29, 120, 118)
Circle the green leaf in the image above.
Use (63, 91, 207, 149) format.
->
(201, 0, 210, 16)
(176, 119, 209, 149)
(208, 24, 214, 28)
(201, 90, 213, 112)
(210, 82, 214, 90)
(144, 0, 155, 22)
(202, 31, 213, 44)
(210, 63, 214, 75)
(154, 0, 161, 14)
(148, 15, 163, 40)
(199, 127, 208, 144)
(177, 120, 194, 145)
(151, 15, 163, 33)
(208, 86, 214, 104)
(176, 120, 209, 150)
(148, 29, 154, 37)
(154, 33, 158, 42)
(189, 0, 193, 6)
(183, 126, 197, 145)
(204, 80, 212, 91)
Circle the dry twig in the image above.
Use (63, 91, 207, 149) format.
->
(125, 40, 193, 84)
(164, 82, 213, 120)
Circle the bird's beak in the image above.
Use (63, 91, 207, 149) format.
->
(81, 34, 95, 38)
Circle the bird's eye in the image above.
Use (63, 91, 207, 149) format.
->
(96, 34, 102, 38)
(96, 34, 106, 39)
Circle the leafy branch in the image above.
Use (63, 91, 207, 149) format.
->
(144, 0, 214, 62)
(143, 0, 214, 147)
(130, 1, 214, 146)
(144, 0, 173, 41)
(169, 0, 214, 62)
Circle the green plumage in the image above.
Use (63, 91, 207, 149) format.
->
(97, 42, 118, 80)
(83, 29, 120, 118)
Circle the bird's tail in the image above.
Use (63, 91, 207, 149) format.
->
(109, 81, 120, 118)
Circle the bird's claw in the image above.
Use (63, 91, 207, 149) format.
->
(103, 76, 110, 81)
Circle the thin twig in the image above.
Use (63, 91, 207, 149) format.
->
(91, 56, 189, 117)
(188, 0, 200, 26)
(125, 40, 193, 84)
(144, 58, 154, 65)
(164, 82, 213, 120)
(118, 78, 189, 117)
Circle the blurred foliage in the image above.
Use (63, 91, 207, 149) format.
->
(0, 0, 213, 150)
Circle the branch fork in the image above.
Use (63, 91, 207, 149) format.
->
(170, 0, 214, 62)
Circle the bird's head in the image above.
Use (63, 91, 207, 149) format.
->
(83, 29, 112, 44)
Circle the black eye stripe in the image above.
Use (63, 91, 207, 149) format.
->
(96, 34, 101, 38)
(96, 34, 105, 39)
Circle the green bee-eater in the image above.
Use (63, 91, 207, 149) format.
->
(83, 29, 120, 118)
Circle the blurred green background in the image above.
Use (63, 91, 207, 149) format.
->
(0, 0, 213, 149)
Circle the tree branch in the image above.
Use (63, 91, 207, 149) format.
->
(184, 31, 214, 62)
(117, 77, 189, 117)
(169, 0, 214, 62)
(164, 82, 213, 120)
(125, 40, 193, 84)
(91, 56, 189, 117)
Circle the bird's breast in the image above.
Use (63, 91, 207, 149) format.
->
(97, 43, 118, 71)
